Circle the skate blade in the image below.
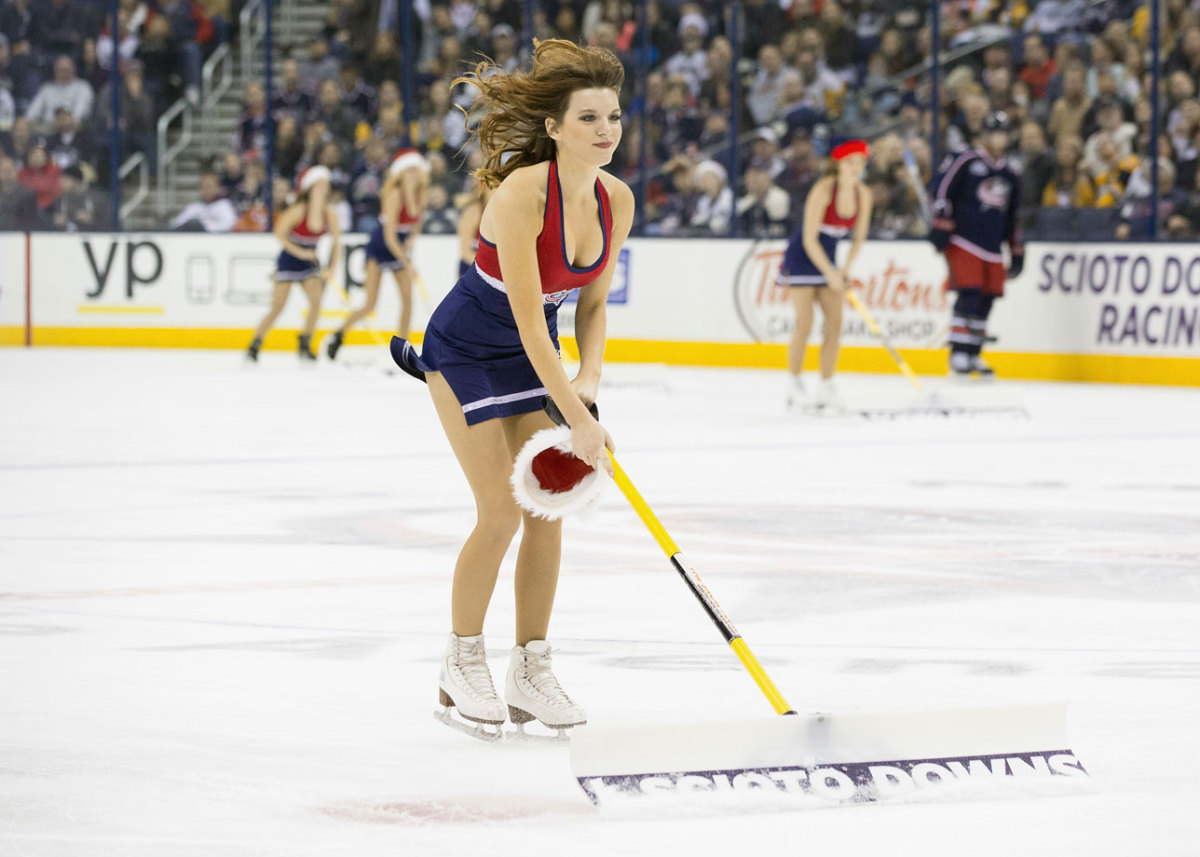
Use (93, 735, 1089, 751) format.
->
(433, 707, 504, 742)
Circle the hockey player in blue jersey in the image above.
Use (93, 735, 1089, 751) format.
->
(930, 111, 1024, 379)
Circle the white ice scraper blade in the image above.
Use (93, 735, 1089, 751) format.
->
(570, 702, 1087, 806)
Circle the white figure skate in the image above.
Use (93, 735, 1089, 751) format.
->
(435, 633, 506, 741)
(505, 640, 586, 740)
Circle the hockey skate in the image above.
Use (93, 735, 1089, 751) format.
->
(505, 640, 586, 740)
(434, 633, 506, 742)
(969, 354, 996, 381)
(325, 330, 344, 361)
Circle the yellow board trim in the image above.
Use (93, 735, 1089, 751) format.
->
(3, 327, 1197, 386)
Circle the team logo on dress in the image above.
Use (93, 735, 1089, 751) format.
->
(977, 176, 1011, 211)
(733, 240, 793, 342)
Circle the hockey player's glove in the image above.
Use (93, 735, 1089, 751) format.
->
(1007, 245, 1025, 279)
(929, 217, 954, 252)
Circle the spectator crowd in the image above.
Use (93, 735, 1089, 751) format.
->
(5, 0, 1200, 241)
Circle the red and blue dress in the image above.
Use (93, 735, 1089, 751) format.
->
(777, 181, 858, 287)
(275, 209, 326, 281)
(410, 159, 613, 425)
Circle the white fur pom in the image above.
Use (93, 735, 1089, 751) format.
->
(510, 426, 610, 520)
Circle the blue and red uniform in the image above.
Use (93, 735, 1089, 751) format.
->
(777, 181, 858, 287)
(275, 207, 326, 281)
(409, 159, 613, 425)
(365, 200, 420, 272)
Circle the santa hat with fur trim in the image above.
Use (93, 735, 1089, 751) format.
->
(296, 165, 332, 193)
(511, 426, 610, 520)
(389, 148, 430, 176)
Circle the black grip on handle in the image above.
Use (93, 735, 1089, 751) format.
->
(542, 395, 599, 427)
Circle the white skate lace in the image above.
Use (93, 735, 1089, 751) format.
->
(452, 639, 499, 702)
(519, 647, 574, 706)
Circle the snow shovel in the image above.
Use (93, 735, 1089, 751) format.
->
(542, 398, 1087, 806)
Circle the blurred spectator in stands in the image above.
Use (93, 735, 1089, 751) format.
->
(1117, 157, 1184, 239)
(774, 131, 819, 219)
(1169, 97, 1200, 188)
(316, 139, 348, 194)
(0, 113, 32, 162)
(96, 9, 139, 75)
(422, 183, 457, 234)
(747, 43, 799, 126)
(695, 110, 728, 154)
(553, 3, 581, 42)
(865, 133, 921, 238)
(1091, 132, 1138, 207)
(1019, 34, 1056, 102)
(348, 134, 387, 230)
(374, 105, 409, 153)
(236, 81, 268, 159)
(336, 63, 373, 125)
(795, 46, 845, 118)
(45, 105, 92, 174)
(298, 35, 340, 91)
(980, 43, 1012, 91)
(48, 163, 104, 230)
(652, 74, 702, 159)
(0, 0, 34, 57)
(817, 1, 858, 80)
(1084, 95, 1137, 168)
(1048, 62, 1091, 143)
(170, 169, 236, 231)
(218, 149, 247, 204)
(322, 0, 372, 61)
(157, 0, 203, 104)
(687, 158, 733, 235)
(0, 80, 12, 133)
(1166, 165, 1200, 237)
(423, 77, 467, 152)
(17, 138, 60, 211)
(488, 23, 520, 73)
(664, 12, 708, 98)
(740, 0, 786, 61)
(199, 0, 229, 49)
(77, 38, 106, 93)
(362, 30, 402, 89)
(0, 151, 37, 227)
(737, 157, 790, 237)
(462, 6, 493, 58)
(135, 15, 180, 113)
(874, 27, 912, 77)
(426, 150, 459, 199)
(273, 115, 303, 182)
(420, 3, 457, 71)
(696, 34, 732, 113)
(1080, 70, 1129, 138)
(1084, 38, 1123, 101)
(1166, 71, 1197, 130)
(29, 0, 83, 61)
(26, 55, 93, 131)
(1164, 23, 1200, 87)
(945, 91, 988, 153)
(1042, 135, 1096, 207)
(1014, 120, 1054, 212)
(310, 78, 357, 144)
(1, 33, 39, 115)
(654, 155, 698, 235)
(273, 58, 313, 120)
(748, 126, 785, 178)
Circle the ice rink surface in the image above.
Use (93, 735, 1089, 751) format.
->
(2, 346, 1199, 856)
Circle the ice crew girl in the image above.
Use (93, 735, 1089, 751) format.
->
(247, 166, 341, 361)
(398, 40, 635, 737)
(778, 139, 873, 411)
(326, 149, 427, 360)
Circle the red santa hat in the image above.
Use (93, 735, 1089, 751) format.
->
(831, 139, 871, 161)
(510, 426, 610, 519)
(389, 148, 430, 176)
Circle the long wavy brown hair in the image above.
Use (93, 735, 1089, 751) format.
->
(455, 39, 625, 189)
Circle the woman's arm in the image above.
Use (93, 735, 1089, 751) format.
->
(324, 203, 342, 276)
(380, 181, 408, 262)
(571, 177, 635, 405)
(841, 182, 874, 275)
(800, 177, 841, 284)
(274, 204, 316, 259)
(491, 166, 612, 470)
(457, 199, 483, 262)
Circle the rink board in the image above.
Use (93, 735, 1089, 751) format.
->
(1, 231, 1197, 385)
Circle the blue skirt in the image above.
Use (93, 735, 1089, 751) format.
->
(413, 266, 560, 426)
(365, 224, 410, 271)
(275, 249, 320, 281)
(777, 232, 837, 287)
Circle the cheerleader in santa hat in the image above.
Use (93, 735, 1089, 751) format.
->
(247, 165, 341, 361)
(326, 148, 428, 360)
(777, 138, 873, 412)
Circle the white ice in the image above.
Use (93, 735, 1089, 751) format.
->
(2, 347, 1199, 856)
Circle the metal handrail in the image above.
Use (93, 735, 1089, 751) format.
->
(202, 42, 232, 112)
(240, 0, 265, 79)
(118, 152, 148, 221)
(155, 96, 193, 215)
